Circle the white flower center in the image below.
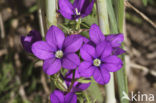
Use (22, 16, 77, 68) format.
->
(93, 59, 101, 67)
(55, 50, 63, 59)
(75, 8, 81, 16)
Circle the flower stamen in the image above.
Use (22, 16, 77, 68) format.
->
(55, 50, 63, 59)
(75, 8, 81, 16)
(93, 59, 101, 67)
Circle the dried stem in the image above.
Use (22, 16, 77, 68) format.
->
(0, 12, 5, 38)
(125, 1, 156, 29)
(41, 72, 50, 95)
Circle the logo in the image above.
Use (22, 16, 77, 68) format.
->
(122, 91, 155, 102)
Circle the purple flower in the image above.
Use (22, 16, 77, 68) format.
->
(50, 71, 90, 103)
(32, 26, 83, 75)
(50, 90, 77, 103)
(64, 70, 91, 92)
(58, 0, 95, 20)
(21, 30, 42, 53)
(78, 41, 123, 85)
(106, 34, 125, 55)
(89, 24, 125, 55)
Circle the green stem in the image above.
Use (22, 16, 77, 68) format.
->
(50, 75, 67, 92)
(46, 0, 57, 27)
(68, 70, 75, 92)
(105, 73, 116, 103)
(81, 22, 90, 29)
(76, 19, 81, 30)
(96, 0, 116, 103)
(106, 0, 118, 34)
(37, 0, 46, 37)
(58, 24, 70, 34)
(46, 0, 58, 92)
(114, 0, 125, 33)
(84, 91, 91, 103)
(96, 0, 110, 34)
(114, 0, 129, 103)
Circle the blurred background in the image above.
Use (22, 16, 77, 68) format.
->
(0, 0, 156, 103)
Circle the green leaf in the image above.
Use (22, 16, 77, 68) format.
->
(50, 74, 67, 92)
(82, 15, 98, 26)
(77, 78, 91, 83)
(142, 0, 148, 6)
(106, 0, 118, 34)
(87, 78, 103, 103)
(114, 0, 129, 103)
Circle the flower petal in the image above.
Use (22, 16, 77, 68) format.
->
(50, 90, 64, 103)
(32, 41, 54, 60)
(64, 35, 83, 53)
(43, 58, 61, 75)
(106, 34, 124, 47)
(59, 0, 74, 20)
(113, 47, 125, 55)
(72, 82, 91, 92)
(65, 70, 80, 79)
(65, 92, 77, 103)
(96, 41, 112, 58)
(93, 68, 110, 85)
(89, 24, 105, 44)
(21, 36, 32, 53)
(81, 0, 95, 17)
(30, 30, 42, 41)
(73, 0, 85, 11)
(101, 56, 123, 72)
(21, 30, 42, 53)
(46, 25, 65, 50)
(82, 36, 89, 43)
(80, 44, 95, 61)
(62, 53, 80, 69)
(78, 61, 95, 78)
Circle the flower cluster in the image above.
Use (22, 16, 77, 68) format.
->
(58, 0, 94, 20)
(21, 0, 125, 103)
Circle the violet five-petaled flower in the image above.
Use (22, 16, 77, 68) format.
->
(50, 90, 77, 103)
(89, 24, 125, 55)
(58, 0, 95, 20)
(50, 71, 90, 103)
(32, 25, 83, 75)
(21, 30, 42, 53)
(78, 24, 123, 85)
(64, 70, 91, 92)
(105, 34, 125, 55)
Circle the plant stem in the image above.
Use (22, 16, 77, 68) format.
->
(46, 0, 57, 27)
(105, 73, 116, 103)
(37, 0, 46, 37)
(50, 75, 67, 92)
(45, 0, 58, 92)
(114, 0, 124, 33)
(76, 19, 81, 30)
(96, 0, 116, 103)
(114, 0, 129, 103)
(96, 0, 110, 34)
(84, 91, 91, 103)
(68, 70, 75, 92)
(87, 78, 103, 103)
(0, 12, 5, 39)
(106, 0, 118, 34)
